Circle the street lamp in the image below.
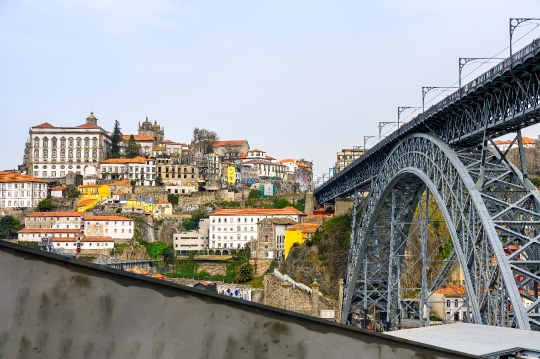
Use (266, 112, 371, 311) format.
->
(510, 18, 540, 66)
(363, 135, 375, 151)
(378, 122, 406, 142)
(397, 107, 420, 134)
(459, 58, 504, 97)
(422, 87, 457, 115)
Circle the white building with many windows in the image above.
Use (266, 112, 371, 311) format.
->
(100, 156, 156, 186)
(83, 216, 134, 240)
(0, 171, 47, 209)
(174, 218, 210, 254)
(27, 112, 111, 180)
(208, 207, 305, 253)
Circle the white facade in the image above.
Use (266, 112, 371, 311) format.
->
(28, 112, 111, 180)
(0, 178, 47, 209)
(174, 218, 210, 253)
(279, 159, 298, 174)
(242, 159, 287, 179)
(209, 209, 304, 251)
(100, 157, 156, 186)
(83, 216, 134, 240)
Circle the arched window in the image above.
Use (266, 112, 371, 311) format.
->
(60, 137, 66, 148)
(51, 137, 57, 147)
(84, 138, 90, 147)
(76, 149, 81, 158)
(92, 138, 98, 147)
(76, 138, 82, 147)
(43, 137, 48, 147)
(68, 138, 74, 147)
(92, 149, 97, 158)
(52, 149, 57, 158)
(34, 149, 39, 158)
(43, 149, 48, 158)
(68, 151, 73, 158)
(60, 149, 65, 158)
(84, 149, 89, 158)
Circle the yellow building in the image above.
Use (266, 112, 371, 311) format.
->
(154, 200, 173, 218)
(227, 164, 236, 184)
(77, 184, 111, 212)
(284, 223, 321, 258)
(124, 194, 156, 214)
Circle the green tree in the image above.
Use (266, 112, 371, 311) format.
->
(191, 128, 219, 154)
(273, 197, 291, 209)
(167, 194, 179, 206)
(37, 198, 52, 212)
(248, 189, 259, 199)
(235, 263, 254, 282)
(183, 210, 209, 231)
(162, 246, 176, 265)
(68, 190, 80, 199)
(110, 120, 123, 158)
(0, 215, 20, 238)
(123, 135, 141, 158)
(155, 175, 163, 186)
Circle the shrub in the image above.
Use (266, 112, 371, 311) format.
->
(37, 198, 52, 212)
(235, 263, 254, 282)
(248, 189, 259, 199)
(116, 208, 122, 214)
(167, 194, 179, 206)
(183, 210, 208, 231)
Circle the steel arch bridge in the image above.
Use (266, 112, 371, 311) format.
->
(315, 40, 540, 331)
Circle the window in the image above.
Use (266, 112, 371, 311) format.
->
(455, 299, 459, 308)
(76, 138, 82, 147)
(43, 137, 48, 147)
(60, 138, 66, 148)
(52, 149, 57, 158)
(34, 149, 39, 158)
(84, 138, 90, 147)
(92, 138, 98, 147)
(43, 149, 48, 158)
(446, 300, 450, 308)
(68, 138, 74, 147)
(34, 138, 39, 148)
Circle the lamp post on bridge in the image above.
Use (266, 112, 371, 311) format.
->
(422, 87, 457, 116)
(510, 18, 540, 67)
(397, 107, 420, 135)
(363, 136, 375, 152)
(378, 122, 407, 142)
(459, 58, 505, 98)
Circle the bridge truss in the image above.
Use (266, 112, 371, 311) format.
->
(316, 40, 540, 331)
(343, 133, 540, 331)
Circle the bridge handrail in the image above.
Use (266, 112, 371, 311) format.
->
(317, 38, 540, 196)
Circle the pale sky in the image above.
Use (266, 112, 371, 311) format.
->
(2, 0, 540, 180)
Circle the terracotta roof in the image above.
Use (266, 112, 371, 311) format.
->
(279, 159, 296, 163)
(122, 134, 154, 141)
(259, 218, 298, 225)
(85, 216, 132, 221)
(0, 171, 45, 184)
(27, 212, 84, 217)
(82, 236, 114, 242)
(19, 228, 82, 234)
(238, 153, 247, 159)
(213, 140, 246, 147)
(101, 156, 148, 164)
(78, 184, 107, 188)
(434, 285, 466, 296)
(211, 207, 305, 216)
(243, 159, 285, 166)
(111, 180, 130, 186)
(249, 149, 264, 153)
(493, 137, 535, 145)
(50, 186, 68, 191)
(265, 156, 275, 160)
(286, 222, 321, 233)
(77, 199, 97, 206)
(76, 123, 102, 129)
(32, 122, 55, 129)
(155, 200, 170, 205)
(52, 237, 77, 242)
(162, 139, 183, 145)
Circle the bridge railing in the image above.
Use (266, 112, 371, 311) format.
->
(316, 39, 540, 196)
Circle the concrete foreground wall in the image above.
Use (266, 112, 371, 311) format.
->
(0, 241, 477, 359)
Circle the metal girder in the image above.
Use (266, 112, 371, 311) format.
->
(341, 133, 540, 331)
(315, 39, 540, 204)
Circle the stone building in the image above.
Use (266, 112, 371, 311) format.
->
(83, 215, 134, 240)
(138, 117, 164, 143)
(254, 218, 297, 260)
(26, 112, 112, 180)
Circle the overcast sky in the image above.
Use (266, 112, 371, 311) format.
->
(2, 1, 540, 180)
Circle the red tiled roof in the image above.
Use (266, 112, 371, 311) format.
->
(77, 199, 97, 206)
(50, 186, 68, 191)
(286, 222, 321, 233)
(0, 171, 45, 184)
(27, 212, 84, 217)
(111, 180, 130, 186)
(155, 200, 170, 205)
(162, 139, 183, 145)
(238, 153, 247, 159)
(76, 123, 102, 129)
(85, 216, 132, 221)
(122, 134, 154, 141)
(434, 285, 466, 296)
(249, 149, 264, 152)
(211, 207, 305, 216)
(32, 122, 55, 129)
(101, 156, 148, 164)
(213, 140, 246, 147)
(280, 159, 296, 163)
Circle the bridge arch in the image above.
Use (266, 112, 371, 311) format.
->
(342, 133, 539, 331)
